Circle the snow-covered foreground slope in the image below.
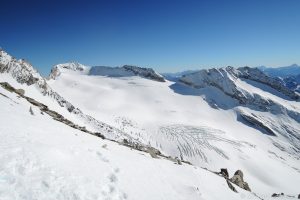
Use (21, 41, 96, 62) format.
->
(0, 84, 261, 200)
(48, 64, 300, 196)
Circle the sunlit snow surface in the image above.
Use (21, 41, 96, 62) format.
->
(47, 69, 300, 196)
(0, 86, 262, 200)
(0, 54, 300, 199)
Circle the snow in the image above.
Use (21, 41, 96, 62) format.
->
(0, 86, 260, 200)
(1, 50, 300, 199)
(48, 67, 300, 196)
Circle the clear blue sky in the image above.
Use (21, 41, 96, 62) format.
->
(1, 0, 300, 76)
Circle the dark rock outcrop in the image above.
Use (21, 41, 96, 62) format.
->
(238, 112, 276, 136)
(226, 180, 238, 193)
(89, 65, 165, 82)
(230, 170, 251, 191)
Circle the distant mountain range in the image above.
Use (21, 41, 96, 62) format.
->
(258, 64, 300, 78)
(257, 64, 300, 93)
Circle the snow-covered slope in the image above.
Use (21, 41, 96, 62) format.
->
(48, 63, 300, 196)
(0, 82, 262, 200)
(180, 66, 300, 152)
(0, 50, 136, 142)
(49, 62, 90, 80)
(1, 49, 300, 199)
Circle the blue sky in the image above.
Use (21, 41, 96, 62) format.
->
(1, 0, 300, 76)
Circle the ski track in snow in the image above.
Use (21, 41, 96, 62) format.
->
(157, 124, 243, 162)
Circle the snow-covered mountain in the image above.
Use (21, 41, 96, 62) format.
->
(0, 73, 258, 200)
(49, 62, 90, 79)
(0, 50, 136, 142)
(258, 64, 300, 78)
(179, 66, 300, 153)
(89, 65, 165, 82)
(49, 63, 165, 82)
(47, 59, 300, 196)
(162, 70, 200, 81)
(258, 64, 300, 94)
(282, 75, 300, 93)
(1, 49, 300, 199)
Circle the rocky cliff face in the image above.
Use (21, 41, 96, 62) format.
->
(0, 50, 43, 85)
(122, 65, 165, 82)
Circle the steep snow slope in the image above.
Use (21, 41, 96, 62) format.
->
(48, 64, 300, 196)
(0, 85, 262, 200)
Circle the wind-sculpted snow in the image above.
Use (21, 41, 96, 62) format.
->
(157, 124, 243, 162)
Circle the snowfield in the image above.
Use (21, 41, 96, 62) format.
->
(47, 65, 300, 197)
(1, 50, 300, 199)
(0, 86, 260, 200)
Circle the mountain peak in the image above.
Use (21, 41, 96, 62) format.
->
(49, 62, 90, 79)
(0, 49, 43, 85)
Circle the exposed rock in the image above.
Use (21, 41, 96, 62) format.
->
(218, 168, 229, 178)
(230, 170, 251, 191)
(174, 157, 182, 165)
(147, 147, 159, 158)
(238, 67, 299, 101)
(123, 65, 165, 82)
(49, 62, 88, 80)
(15, 88, 25, 96)
(89, 65, 165, 82)
(271, 193, 285, 197)
(271, 193, 280, 197)
(29, 106, 34, 115)
(239, 112, 276, 136)
(226, 180, 237, 193)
